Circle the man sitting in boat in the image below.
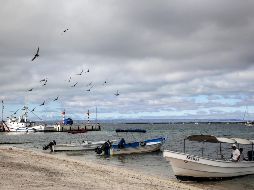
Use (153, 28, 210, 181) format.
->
(231, 144, 240, 162)
(118, 138, 126, 149)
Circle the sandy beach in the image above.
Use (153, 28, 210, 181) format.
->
(0, 146, 203, 190)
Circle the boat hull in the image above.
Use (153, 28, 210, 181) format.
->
(53, 141, 106, 152)
(163, 150, 254, 179)
(110, 142, 162, 155)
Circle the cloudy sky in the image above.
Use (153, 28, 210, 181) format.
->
(1, 0, 254, 121)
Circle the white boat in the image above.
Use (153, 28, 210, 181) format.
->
(43, 140, 115, 152)
(109, 137, 165, 155)
(4, 107, 37, 132)
(163, 135, 254, 180)
(3, 106, 51, 132)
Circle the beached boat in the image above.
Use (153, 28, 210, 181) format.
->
(95, 129, 166, 156)
(163, 135, 254, 180)
(43, 140, 115, 152)
(109, 137, 166, 155)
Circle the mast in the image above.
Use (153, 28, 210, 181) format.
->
(95, 106, 97, 123)
(1, 100, 3, 122)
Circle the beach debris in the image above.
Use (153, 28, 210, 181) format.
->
(31, 47, 39, 61)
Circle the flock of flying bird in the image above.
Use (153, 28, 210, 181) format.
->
(15, 28, 120, 116)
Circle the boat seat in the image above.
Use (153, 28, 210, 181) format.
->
(247, 151, 254, 161)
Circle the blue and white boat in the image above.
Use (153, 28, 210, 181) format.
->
(95, 129, 166, 156)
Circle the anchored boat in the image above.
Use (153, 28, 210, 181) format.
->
(95, 129, 166, 156)
(163, 135, 254, 180)
(43, 140, 116, 152)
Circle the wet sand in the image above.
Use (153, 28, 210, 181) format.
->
(0, 146, 204, 190)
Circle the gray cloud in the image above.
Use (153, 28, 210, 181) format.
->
(1, 0, 254, 120)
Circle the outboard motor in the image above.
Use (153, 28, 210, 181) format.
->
(95, 140, 111, 156)
(43, 140, 56, 152)
(95, 146, 103, 155)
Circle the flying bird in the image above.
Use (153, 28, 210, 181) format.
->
(53, 96, 59, 101)
(40, 101, 45, 106)
(86, 85, 94, 92)
(42, 79, 47, 86)
(28, 88, 33, 92)
(86, 69, 89, 73)
(63, 29, 69, 33)
(114, 90, 120, 96)
(103, 81, 107, 86)
(68, 76, 72, 82)
(71, 82, 78, 87)
(76, 70, 83, 75)
(31, 47, 39, 61)
(40, 78, 47, 82)
(11, 109, 19, 115)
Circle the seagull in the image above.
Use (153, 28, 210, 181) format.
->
(40, 101, 45, 106)
(40, 78, 47, 82)
(63, 29, 69, 33)
(12, 109, 19, 115)
(53, 96, 59, 101)
(76, 70, 83, 75)
(31, 107, 36, 112)
(114, 90, 120, 96)
(71, 82, 78, 87)
(68, 76, 71, 82)
(42, 79, 47, 86)
(31, 47, 39, 61)
(86, 85, 94, 92)
(103, 81, 107, 86)
(28, 88, 33, 92)
(86, 69, 89, 73)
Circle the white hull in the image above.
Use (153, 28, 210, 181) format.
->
(53, 141, 106, 152)
(163, 150, 254, 179)
(111, 142, 162, 155)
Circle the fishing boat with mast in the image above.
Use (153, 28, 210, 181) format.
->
(2, 105, 49, 132)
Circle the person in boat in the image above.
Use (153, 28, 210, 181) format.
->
(118, 138, 126, 149)
(231, 144, 240, 162)
(104, 140, 111, 156)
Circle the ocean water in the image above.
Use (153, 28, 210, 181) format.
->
(1, 123, 254, 190)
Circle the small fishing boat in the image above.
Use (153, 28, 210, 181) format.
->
(95, 129, 166, 156)
(43, 140, 115, 152)
(163, 135, 254, 180)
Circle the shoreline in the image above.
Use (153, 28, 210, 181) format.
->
(0, 146, 203, 190)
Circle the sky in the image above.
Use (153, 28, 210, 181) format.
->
(0, 0, 254, 121)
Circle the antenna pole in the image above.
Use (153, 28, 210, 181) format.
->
(96, 106, 97, 123)
(1, 100, 4, 122)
